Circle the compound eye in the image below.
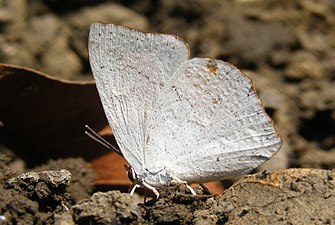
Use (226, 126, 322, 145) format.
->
(124, 164, 135, 182)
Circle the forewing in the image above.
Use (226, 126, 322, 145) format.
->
(145, 58, 281, 182)
(88, 22, 189, 174)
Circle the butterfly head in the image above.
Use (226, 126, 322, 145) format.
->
(124, 164, 137, 182)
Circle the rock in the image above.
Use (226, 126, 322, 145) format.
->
(34, 157, 96, 202)
(0, 188, 42, 225)
(54, 211, 75, 225)
(138, 182, 215, 224)
(72, 190, 138, 224)
(216, 169, 335, 224)
(138, 169, 335, 224)
(6, 169, 73, 213)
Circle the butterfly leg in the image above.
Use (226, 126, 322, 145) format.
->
(129, 182, 160, 199)
(142, 180, 160, 199)
(199, 183, 212, 195)
(171, 175, 196, 195)
(129, 183, 141, 196)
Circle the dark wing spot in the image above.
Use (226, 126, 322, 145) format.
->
(207, 60, 218, 75)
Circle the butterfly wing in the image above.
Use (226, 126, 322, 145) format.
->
(145, 58, 281, 183)
(88, 22, 189, 175)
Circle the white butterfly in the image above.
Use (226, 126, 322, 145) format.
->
(88, 22, 281, 191)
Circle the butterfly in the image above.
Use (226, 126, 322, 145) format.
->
(88, 22, 281, 194)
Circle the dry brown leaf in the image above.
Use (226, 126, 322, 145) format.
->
(0, 64, 129, 187)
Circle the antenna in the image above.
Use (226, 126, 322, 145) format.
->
(85, 125, 123, 157)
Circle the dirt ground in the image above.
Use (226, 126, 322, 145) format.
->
(0, 0, 335, 224)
